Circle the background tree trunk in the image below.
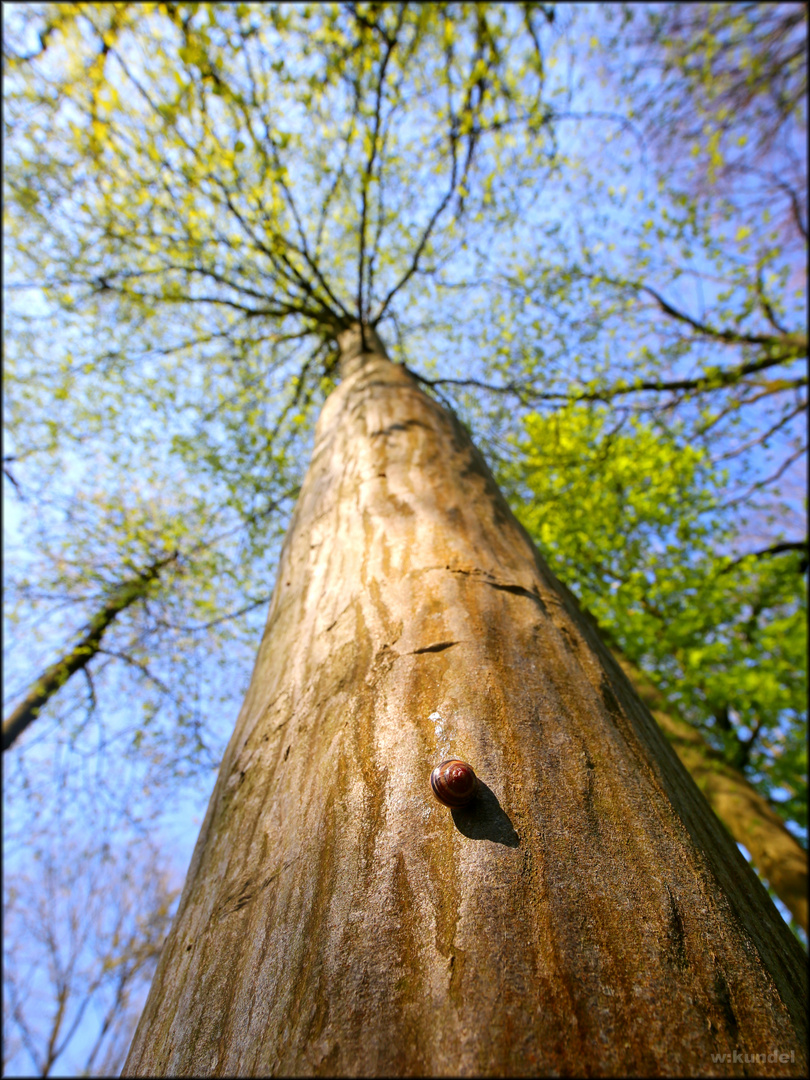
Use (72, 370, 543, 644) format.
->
(124, 333, 807, 1077)
(614, 652, 808, 933)
(3, 552, 177, 751)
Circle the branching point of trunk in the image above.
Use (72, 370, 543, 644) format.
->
(336, 321, 389, 379)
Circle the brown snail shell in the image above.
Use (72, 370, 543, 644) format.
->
(430, 759, 478, 807)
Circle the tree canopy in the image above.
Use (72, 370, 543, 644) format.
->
(2, 2, 807, 1070)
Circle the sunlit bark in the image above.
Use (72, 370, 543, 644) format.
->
(125, 328, 807, 1077)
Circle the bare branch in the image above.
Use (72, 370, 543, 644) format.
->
(721, 444, 808, 510)
(3, 458, 25, 499)
(712, 401, 807, 462)
(617, 278, 805, 350)
(356, 13, 401, 328)
(721, 539, 809, 573)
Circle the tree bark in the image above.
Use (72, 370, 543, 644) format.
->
(124, 331, 807, 1077)
(613, 652, 808, 934)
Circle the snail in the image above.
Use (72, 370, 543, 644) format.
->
(430, 759, 478, 807)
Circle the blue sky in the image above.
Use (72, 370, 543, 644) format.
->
(3, 4, 806, 1073)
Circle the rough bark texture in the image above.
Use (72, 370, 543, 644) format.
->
(125, 336, 807, 1077)
(614, 653, 808, 934)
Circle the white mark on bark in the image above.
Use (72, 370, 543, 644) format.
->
(429, 711, 456, 760)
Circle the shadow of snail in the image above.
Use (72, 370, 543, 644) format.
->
(430, 759, 520, 848)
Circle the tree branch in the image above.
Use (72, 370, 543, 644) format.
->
(721, 539, 809, 572)
(356, 12, 401, 327)
(721, 443, 808, 509)
(2, 553, 178, 752)
(622, 279, 805, 350)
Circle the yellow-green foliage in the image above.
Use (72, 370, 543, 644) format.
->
(503, 405, 807, 832)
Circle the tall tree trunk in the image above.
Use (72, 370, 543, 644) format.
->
(124, 329, 807, 1077)
(613, 652, 808, 933)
